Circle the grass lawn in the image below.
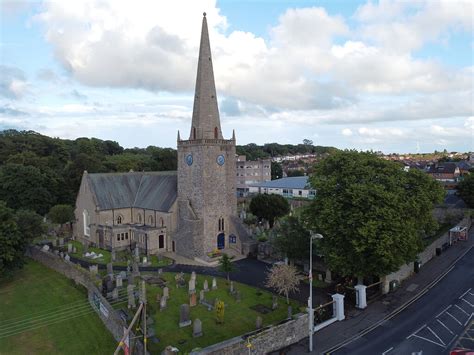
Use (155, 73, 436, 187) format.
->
(144, 273, 303, 353)
(0, 259, 116, 355)
(69, 240, 172, 267)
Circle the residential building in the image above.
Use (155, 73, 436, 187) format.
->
(236, 155, 271, 197)
(248, 176, 316, 199)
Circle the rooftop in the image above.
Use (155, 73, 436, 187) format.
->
(249, 176, 311, 189)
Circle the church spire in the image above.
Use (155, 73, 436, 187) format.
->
(189, 12, 223, 140)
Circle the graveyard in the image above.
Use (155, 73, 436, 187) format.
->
(0, 260, 116, 355)
(132, 271, 302, 353)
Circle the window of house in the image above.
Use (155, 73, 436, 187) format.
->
(148, 216, 154, 225)
(229, 234, 237, 244)
(116, 215, 122, 224)
(121, 233, 124, 241)
(125, 232, 128, 240)
(116, 234, 120, 241)
(298, 190, 302, 196)
(137, 213, 142, 224)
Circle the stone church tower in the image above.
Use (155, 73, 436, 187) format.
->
(175, 13, 238, 258)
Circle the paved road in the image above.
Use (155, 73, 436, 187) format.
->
(332, 247, 474, 355)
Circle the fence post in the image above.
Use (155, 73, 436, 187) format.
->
(332, 294, 345, 321)
(354, 284, 367, 309)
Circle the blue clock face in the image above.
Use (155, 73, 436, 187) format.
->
(217, 155, 225, 166)
(186, 154, 193, 166)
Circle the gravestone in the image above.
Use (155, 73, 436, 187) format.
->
(189, 292, 197, 307)
(72, 246, 77, 253)
(59, 238, 64, 247)
(111, 250, 116, 262)
(64, 254, 70, 262)
(160, 295, 167, 311)
(212, 277, 217, 290)
(272, 295, 278, 310)
(134, 247, 139, 260)
(127, 285, 136, 308)
(158, 268, 163, 275)
(193, 318, 203, 337)
(156, 293, 161, 303)
(203, 279, 209, 292)
(126, 264, 131, 275)
(178, 304, 192, 327)
(128, 273, 135, 286)
(54, 250, 59, 255)
(89, 265, 98, 275)
(229, 281, 234, 294)
(112, 287, 119, 300)
(175, 273, 185, 288)
(107, 262, 113, 276)
(287, 305, 293, 319)
(132, 262, 140, 277)
(199, 290, 205, 302)
(120, 271, 127, 279)
(163, 287, 169, 299)
(59, 251, 64, 258)
(116, 275, 123, 288)
(67, 243, 72, 253)
(188, 278, 196, 295)
(256, 316, 262, 329)
(191, 271, 196, 280)
(42, 245, 49, 252)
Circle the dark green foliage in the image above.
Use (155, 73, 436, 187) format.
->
(0, 202, 26, 273)
(236, 142, 337, 160)
(457, 174, 474, 208)
(15, 209, 47, 241)
(287, 170, 305, 177)
(218, 253, 235, 281)
(249, 194, 290, 228)
(48, 204, 75, 225)
(271, 162, 283, 180)
(305, 150, 445, 278)
(272, 216, 311, 262)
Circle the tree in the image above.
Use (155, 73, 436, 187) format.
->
(0, 201, 24, 273)
(218, 253, 235, 281)
(457, 174, 474, 208)
(48, 204, 75, 225)
(249, 194, 290, 228)
(265, 264, 304, 304)
(303, 139, 313, 146)
(272, 216, 311, 263)
(305, 150, 445, 279)
(15, 209, 47, 241)
(271, 162, 283, 180)
(287, 170, 305, 177)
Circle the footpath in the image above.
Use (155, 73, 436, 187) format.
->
(276, 226, 474, 354)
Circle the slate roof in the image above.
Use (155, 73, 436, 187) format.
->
(426, 162, 458, 174)
(249, 176, 311, 189)
(86, 171, 177, 212)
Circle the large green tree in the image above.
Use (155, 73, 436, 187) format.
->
(249, 194, 290, 228)
(271, 162, 283, 180)
(48, 204, 75, 225)
(305, 150, 444, 278)
(0, 202, 24, 273)
(457, 174, 474, 208)
(272, 216, 311, 262)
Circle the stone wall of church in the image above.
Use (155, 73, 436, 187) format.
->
(74, 173, 99, 246)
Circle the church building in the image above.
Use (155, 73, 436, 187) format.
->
(73, 14, 247, 259)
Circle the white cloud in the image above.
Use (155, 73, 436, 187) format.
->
(341, 128, 353, 136)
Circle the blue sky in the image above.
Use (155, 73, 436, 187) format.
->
(0, 0, 472, 153)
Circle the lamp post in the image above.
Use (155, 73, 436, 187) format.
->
(309, 232, 323, 353)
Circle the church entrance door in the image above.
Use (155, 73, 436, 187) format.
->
(217, 233, 225, 250)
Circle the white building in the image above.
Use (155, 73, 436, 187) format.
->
(248, 176, 316, 199)
(236, 155, 271, 197)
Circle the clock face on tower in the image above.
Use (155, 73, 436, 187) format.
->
(186, 154, 193, 166)
(217, 154, 225, 166)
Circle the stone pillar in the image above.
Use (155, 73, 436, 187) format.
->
(354, 284, 367, 309)
(380, 276, 390, 295)
(332, 293, 345, 321)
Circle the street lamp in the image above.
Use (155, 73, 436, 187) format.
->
(309, 232, 323, 353)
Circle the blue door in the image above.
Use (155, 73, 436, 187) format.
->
(217, 233, 225, 249)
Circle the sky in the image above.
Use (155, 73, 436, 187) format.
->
(0, 0, 473, 154)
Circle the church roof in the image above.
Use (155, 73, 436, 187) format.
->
(86, 171, 177, 211)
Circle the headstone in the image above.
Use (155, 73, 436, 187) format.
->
(229, 281, 234, 294)
(163, 287, 169, 299)
(59, 251, 64, 258)
(178, 304, 192, 327)
(126, 265, 131, 275)
(134, 247, 139, 260)
(191, 271, 196, 280)
(132, 262, 140, 277)
(212, 277, 217, 290)
(54, 250, 59, 255)
(112, 287, 119, 300)
(111, 250, 116, 262)
(199, 290, 205, 302)
(120, 271, 127, 279)
(128, 273, 135, 286)
(156, 293, 161, 303)
(203, 279, 209, 292)
(193, 318, 203, 337)
(142, 256, 148, 264)
(160, 295, 167, 311)
(175, 273, 185, 288)
(256, 316, 262, 329)
(59, 237, 64, 247)
(158, 268, 163, 275)
(42, 244, 50, 252)
(162, 346, 179, 355)
(107, 262, 113, 276)
(64, 254, 70, 262)
(188, 278, 196, 294)
(127, 285, 136, 308)
(189, 292, 197, 307)
(72, 246, 77, 253)
(89, 265, 98, 275)
(67, 243, 72, 253)
(287, 305, 293, 319)
(116, 275, 123, 288)
(272, 295, 278, 310)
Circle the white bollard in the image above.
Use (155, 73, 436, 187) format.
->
(332, 293, 345, 321)
(354, 284, 367, 309)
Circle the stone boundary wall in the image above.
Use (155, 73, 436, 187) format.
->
(191, 313, 309, 355)
(27, 246, 145, 353)
(381, 216, 471, 293)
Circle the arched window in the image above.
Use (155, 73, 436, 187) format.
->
(83, 210, 90, 237)
(214, 127, 218, 139)
(193, 127, 196, 139)
(148, 215, 154, 225)
(116, 215, 122, 224)
(218, 217, 224, 231)
(137, 213, 142, 224)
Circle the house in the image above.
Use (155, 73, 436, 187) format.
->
(236, 155, 271, 197)
(426, 162, 460, 182)
(248, 176, 316, 199)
